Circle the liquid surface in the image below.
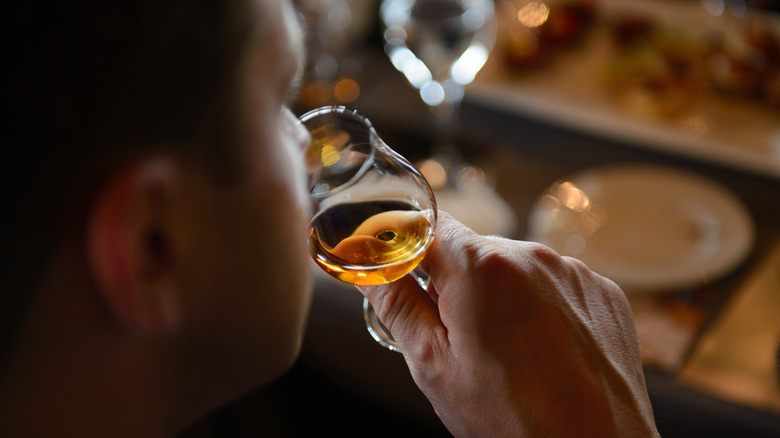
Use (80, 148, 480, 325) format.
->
(310, 200, 434, 285)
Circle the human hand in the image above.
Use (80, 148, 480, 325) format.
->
(359, 213, 659, 437)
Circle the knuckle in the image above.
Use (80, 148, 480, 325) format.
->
(562, 255, 630, 307)
(372, 283, 401, 322)
(464, 239, 566, 283)
(469, 239, 513, 275)
(526, 241, 565, 266)
(562, 255, 591, 274)
(406, 327, 444, 363)
(405, 328, 449, 384)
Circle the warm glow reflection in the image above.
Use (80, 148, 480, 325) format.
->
(534, 179, 610, 256)
(301, 81, 332, 107)
(320, 144, 341, 167)
(334, 78, 360, 103)
(555, 181, 590, 212)
(517, 2, 549, 28)
(310, 125, 350, 168)
(419, 159, 447, 190)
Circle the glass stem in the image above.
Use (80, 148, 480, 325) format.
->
(428, 96, 463, 163)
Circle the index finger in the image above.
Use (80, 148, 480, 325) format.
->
(418, 212, 481, 290)
(357, 274, 446, 352)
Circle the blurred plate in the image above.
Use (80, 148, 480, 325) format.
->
(527, 164, 755, 293)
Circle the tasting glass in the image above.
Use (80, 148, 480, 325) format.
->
(300, 106, 437, 351)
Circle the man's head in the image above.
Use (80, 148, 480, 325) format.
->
(3, 0, 241, 359)
(1, 0, 312, 432)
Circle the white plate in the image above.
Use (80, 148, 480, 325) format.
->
(527, 164, 755, 293)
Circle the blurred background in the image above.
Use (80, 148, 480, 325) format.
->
(184, 0, 780, 436)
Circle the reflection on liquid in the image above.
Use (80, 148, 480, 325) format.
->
(320, 143, 342, 167)
(309, 125, 353, 167)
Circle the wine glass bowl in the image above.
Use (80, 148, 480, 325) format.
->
(381, 0, 495, 110)
(302, 106, 437, 287)
(301, 106, 437, 351)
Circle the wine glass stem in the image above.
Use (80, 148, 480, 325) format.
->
(428, 92, 464, 162)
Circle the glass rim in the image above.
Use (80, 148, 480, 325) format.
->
(300, 106, 380, 200)
(298, 105, 376, 130)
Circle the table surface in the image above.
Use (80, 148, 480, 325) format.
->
(318, 51, 780, 436)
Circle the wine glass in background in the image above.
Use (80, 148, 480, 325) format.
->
(301, 106, 438, 351)
(380, 0, 517, 237)
(380, 0, 495, 189)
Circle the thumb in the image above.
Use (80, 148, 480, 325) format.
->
(356, 212, 474, 352)
(357, 274, 446, 352)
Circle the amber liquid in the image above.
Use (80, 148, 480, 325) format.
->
(310, 200, 434, 286)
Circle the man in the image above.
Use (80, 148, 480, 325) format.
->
(0, 0, 658, 436)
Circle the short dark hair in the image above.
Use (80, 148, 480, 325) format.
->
(1, 0, 253, 366)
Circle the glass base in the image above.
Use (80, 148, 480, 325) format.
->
(363, 297, 401, 352)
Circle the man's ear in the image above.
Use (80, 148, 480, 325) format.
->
(86, 156, 181, 335)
